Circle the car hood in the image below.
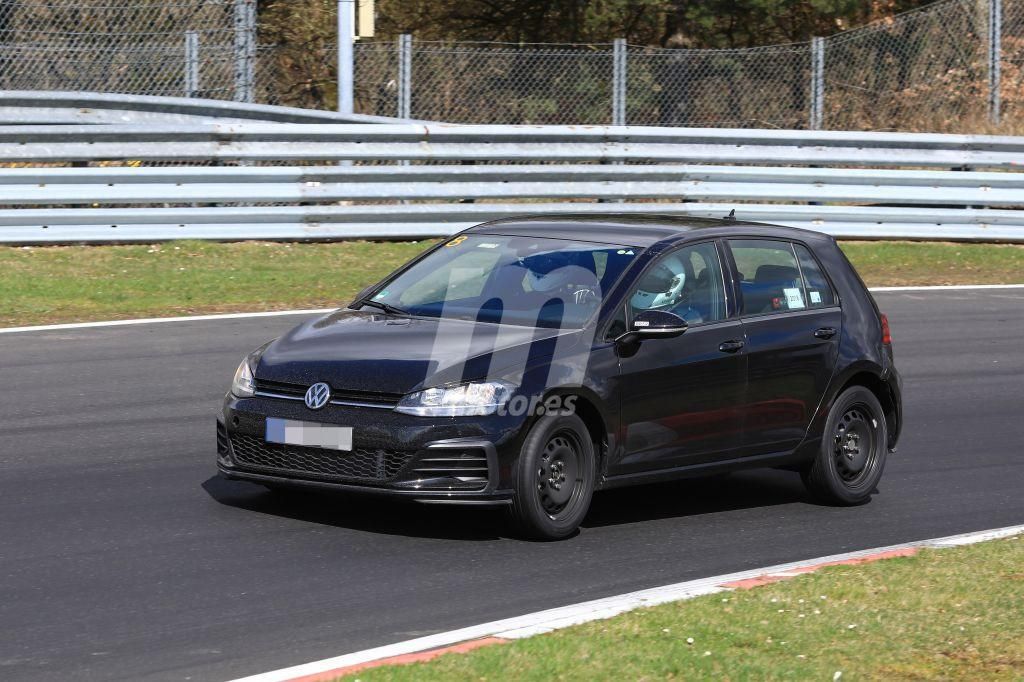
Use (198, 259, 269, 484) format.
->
(256, 309, 582, 395)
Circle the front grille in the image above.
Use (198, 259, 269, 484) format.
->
(254, 378, 305, 398)
(229, 433, 414, 482)
(254, 378, 401, 408)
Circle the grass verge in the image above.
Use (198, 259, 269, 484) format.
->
(340, 535, 1024, 681)
(1, 240, 1023, 327)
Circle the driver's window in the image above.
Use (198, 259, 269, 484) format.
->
(629, 242, 726, 326)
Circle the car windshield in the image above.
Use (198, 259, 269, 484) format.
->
(363, 234, 640, 328)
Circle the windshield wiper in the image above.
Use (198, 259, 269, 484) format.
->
(356, 298, 409, 316)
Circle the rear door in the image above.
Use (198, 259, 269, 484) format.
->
(726, 239, 842, 456)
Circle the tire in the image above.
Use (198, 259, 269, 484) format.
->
(506, 412, 596, 540)
(801, 386, 888, 505)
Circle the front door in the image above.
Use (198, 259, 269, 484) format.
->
(727, 239, 842, 455)
(612, 241, 747, 475)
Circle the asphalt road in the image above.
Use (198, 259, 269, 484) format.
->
(1, 289, 1022, 681)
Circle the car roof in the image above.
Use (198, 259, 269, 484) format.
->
(467, 214, 829, 248)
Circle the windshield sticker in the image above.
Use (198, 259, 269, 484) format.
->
(783, 287, 806, 309)
(477, 242, 500, 249)
(617, 249, 635, 255)
(445, 236, 468, 248)
(810, 290, 822, 304)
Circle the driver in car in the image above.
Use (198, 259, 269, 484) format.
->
(629, 254, 704, 324)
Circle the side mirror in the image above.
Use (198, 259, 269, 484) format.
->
(614, 309, 688, 345)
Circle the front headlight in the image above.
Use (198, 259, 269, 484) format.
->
(230, 344, 269, 398)
(231, 358, 256, 398)
(395, 381, 514, 417)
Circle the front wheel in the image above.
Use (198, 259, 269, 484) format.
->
(801, 386, 888, 505)
(506, 413, 596, 540)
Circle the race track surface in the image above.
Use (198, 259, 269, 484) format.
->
(1, 289, 1022, 681)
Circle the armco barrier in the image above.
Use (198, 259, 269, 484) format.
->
(1, 122, 1022, 243)
(0, 91, 416, 125)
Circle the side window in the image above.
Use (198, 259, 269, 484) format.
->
(728, 239, 807, 315)
(794, 244, 836, 308)
(628, 242, 726, 325)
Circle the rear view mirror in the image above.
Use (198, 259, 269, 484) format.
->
(615, 309, 688, 346)
(632, 309, 688, 337)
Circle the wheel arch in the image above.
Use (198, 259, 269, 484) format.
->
(540, 387, 611, 480)
(830, 370, 900, 451)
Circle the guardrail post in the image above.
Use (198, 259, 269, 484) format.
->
(810, 36, 825, 130)
(397, 34, 412, 119)
(337, 0, 355, 115)
(612, 38, 627, 126)
(184, 31, 200, 98)
(988, 0, 1002, 125)
(233, 0, 255, 102)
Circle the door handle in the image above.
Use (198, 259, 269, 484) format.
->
(718, 339, 745, 353)
(813, 327, 837, 340)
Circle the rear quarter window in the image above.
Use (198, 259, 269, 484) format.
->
(794, 243, 837, 308)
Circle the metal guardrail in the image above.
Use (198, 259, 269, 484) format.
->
(0, 91, 417, 125)
(1, 122, 1022, 243)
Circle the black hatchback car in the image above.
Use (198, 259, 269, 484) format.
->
(217, 215, 902, 539)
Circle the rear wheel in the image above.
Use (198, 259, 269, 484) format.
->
(801, 386, 888, 505)
(506, 413, 595, 540)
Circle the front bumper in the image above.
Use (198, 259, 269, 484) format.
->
(217, 393, 523, 504)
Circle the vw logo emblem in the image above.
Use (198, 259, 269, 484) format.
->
(304, 382, 331, 410)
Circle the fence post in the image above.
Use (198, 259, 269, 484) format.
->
(612, 38, 627, 125)
(988, 0, 1002, 125)
(397, 34, 412, 119)
(337, 0, 355, 115)
(233, 0, 255, 102)
(184, 31, 200, 98)
(810, 36, 825, 130)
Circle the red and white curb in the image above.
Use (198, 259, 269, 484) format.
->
(3, 284, 1024, 336)
(228, 523, 1024, 682)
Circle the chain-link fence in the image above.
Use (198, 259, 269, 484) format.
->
(0, 0, 250, 99)
(2, 0, 1024, 132)
(338, 0, 1022, 132)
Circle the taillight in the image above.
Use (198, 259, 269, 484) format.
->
(880, 313, 892, 345)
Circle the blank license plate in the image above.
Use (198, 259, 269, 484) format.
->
(265, 418, 352, 451)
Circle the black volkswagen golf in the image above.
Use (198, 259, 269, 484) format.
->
(217, 215, 902, 539)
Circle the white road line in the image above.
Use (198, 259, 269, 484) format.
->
(1, 284, 1023, 335)
(869, 283, 1024, 292)
(227, 523, 1024, 682)
(0, 309, 334, 335)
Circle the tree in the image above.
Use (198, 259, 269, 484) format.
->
(374, 0, 934, 46)
(376, 0, 665, 43)
(659, 0, 930, 48)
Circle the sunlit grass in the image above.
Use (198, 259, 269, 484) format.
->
(341, 535, 1024, 681)
(1, 239, 1022, 327)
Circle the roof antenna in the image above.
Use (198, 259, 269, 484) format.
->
(725, 209, 736, 221)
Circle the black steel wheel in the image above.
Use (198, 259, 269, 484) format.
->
(832, 404, 879, 487)
(802, 386, 888, 505)
(536, 429, 587, 517)
(507, 412, 595, 540)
